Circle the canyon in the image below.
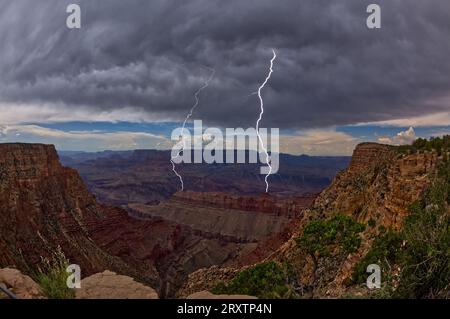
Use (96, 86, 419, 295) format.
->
(1, 143, 335, 297)
(0, 143, 443, 298)
(3, 142, 443, 298)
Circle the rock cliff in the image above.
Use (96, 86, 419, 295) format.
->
(0, 143, 187, 290)
(177, 143, 439, 297)
(272, 143, 438, 296)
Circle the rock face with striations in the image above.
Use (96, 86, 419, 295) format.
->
(0, 143, 111, 273)
(311, 142, 437, 229)
(0, 143, 184, 290)
(172, 191, 315, 218)
(128, 191, 315, 297)
(272, 143, 438, 296)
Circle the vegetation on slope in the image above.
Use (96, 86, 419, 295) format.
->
(212, 215, 366, 299)
(296, 215, 365, 295)
(33, 247, 75, 299)
(353, 158, 450, 298)
(211, 137, 449, 299)
(212, 261, 297, 299)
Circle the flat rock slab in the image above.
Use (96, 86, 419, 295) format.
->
(75, 270, 158, 299)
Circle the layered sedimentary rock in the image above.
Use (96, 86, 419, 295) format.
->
(0, 143, 166, 288)
(311, 143, 437, 229)
(128, 193, 313, 242)
(172, 191, 315, 217)
(178, 143, 439, 297)
(128, 191, 315, 296)
(0, 143, 316, 298)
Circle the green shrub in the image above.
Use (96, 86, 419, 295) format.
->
(397, 135, 450, 155)
(296, 215, 365, 296)
(395, 172, 450, 298)
(34, 247, 75, 299)
(297, 215, 366, 258)
(211, 262, 296, 299)
(352, 230, 403, 285)
(352, 160, 450, 298)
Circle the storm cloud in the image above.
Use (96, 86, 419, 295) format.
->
(1, 0, 450, 129)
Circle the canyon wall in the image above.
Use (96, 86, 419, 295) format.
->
(172, 191, 315, 218)
(0, 143, 213, 293)
(177, 143, 439, 297)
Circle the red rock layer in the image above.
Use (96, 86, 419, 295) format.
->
(172, 191, 315, 218)
(0, 143, 186, 289)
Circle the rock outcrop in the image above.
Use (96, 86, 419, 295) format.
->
(0, 268, 160, 299)
(0, 268, 45, 299)
(177, 143, 440, 298)
(311, 143, 437, 229)
(128, 193, 313, 242)
(177, 265, 245, 298)
(75, 271, 159, 299)
(0, 144, 221, 294)
(272, 144, 438, 297)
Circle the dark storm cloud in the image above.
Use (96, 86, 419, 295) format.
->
(1, 0, 450, 128)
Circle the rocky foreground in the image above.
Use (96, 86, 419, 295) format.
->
(0, 267, 259, 299)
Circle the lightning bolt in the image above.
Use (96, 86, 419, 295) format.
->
(171, 67, 215, 191)
(256, 49, 276, 193)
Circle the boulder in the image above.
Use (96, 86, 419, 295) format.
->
(0, 268, 45, 299)
(75, 271, 158, 299)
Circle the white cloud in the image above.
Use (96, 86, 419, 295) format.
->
(357, 112, 450, 127)
(279, 129, 360, 156)
(377, 127, 416, 145)
(0, 124, 170, 152)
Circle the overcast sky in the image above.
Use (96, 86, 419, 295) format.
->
(0, 0, 449, 154)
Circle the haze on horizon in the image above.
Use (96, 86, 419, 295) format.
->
(0, 0, 449, 155)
